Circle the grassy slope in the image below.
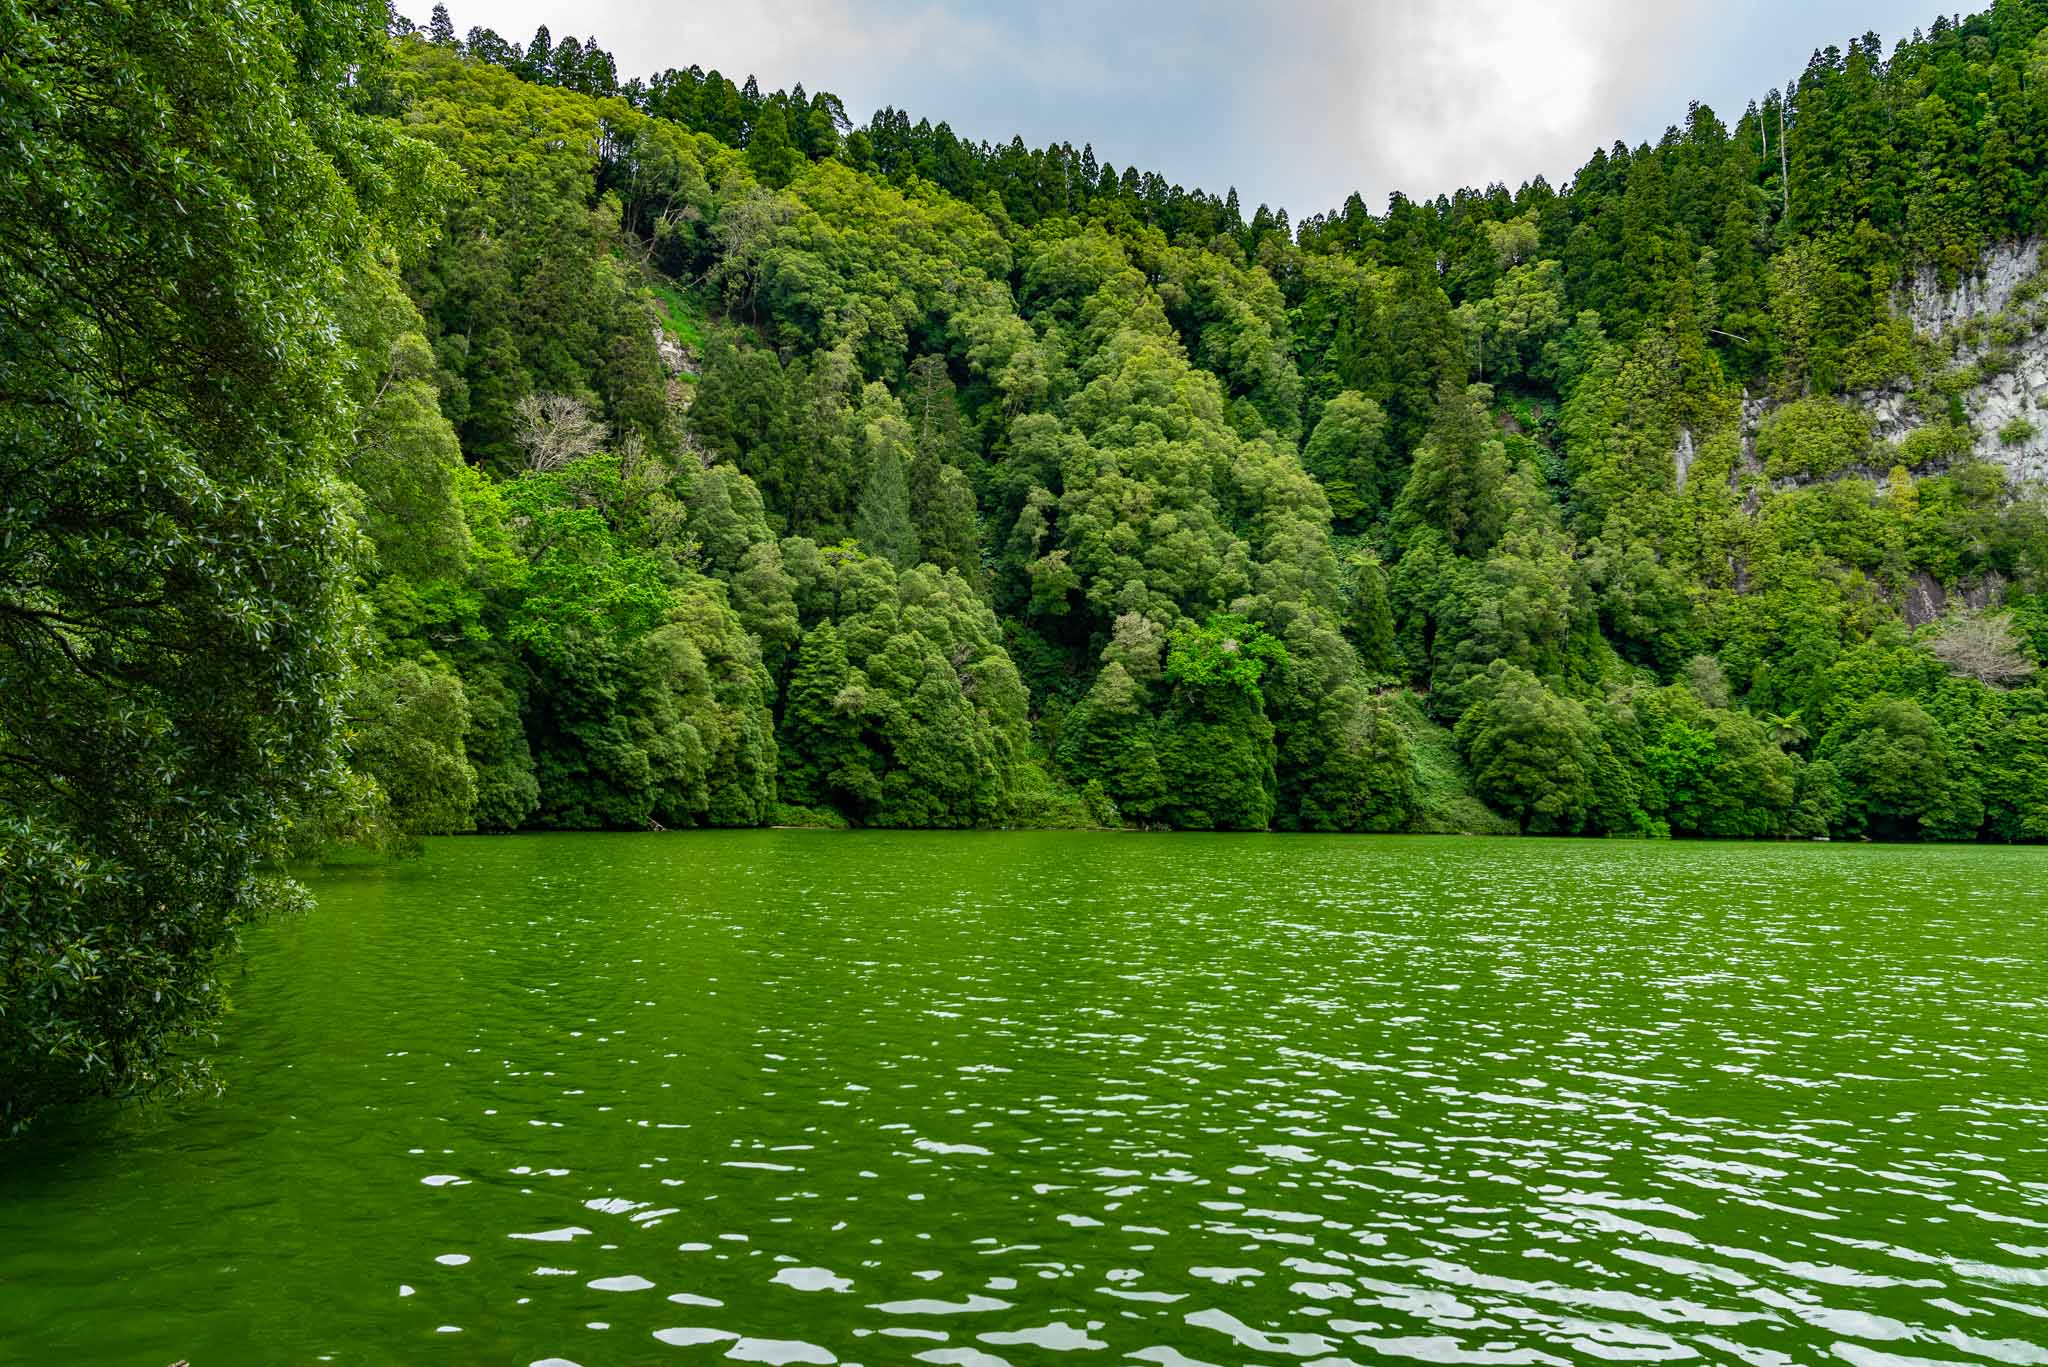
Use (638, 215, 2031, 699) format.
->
(1393, 691, 1519, 836)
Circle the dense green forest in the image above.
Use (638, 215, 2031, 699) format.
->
(9, 0, 2048, 1127)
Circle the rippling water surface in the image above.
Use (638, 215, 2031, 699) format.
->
(4, 833, 2047, 1366)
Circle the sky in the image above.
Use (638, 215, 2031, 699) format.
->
(422, 0, 1955, 217)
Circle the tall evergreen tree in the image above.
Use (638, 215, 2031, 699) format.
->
(854, 445, 919, 570)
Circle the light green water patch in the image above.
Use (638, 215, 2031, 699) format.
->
(4, 833, 2045, 1365)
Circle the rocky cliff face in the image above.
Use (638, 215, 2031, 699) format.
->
(1871, 238, 2048, 484)
(1700, 240, 2048, 491)
(1896, 570, 2010, 627)
(1898, 239, 2042, 339)
(1937, 353, 2048, 483)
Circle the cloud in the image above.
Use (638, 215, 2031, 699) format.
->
(434, 0, 1944, 216)
(1234, 1, 1716, 210)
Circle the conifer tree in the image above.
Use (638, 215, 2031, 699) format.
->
(1392, 381, 1509, 557)
(521, 24, 551, 81)
(777, 625, 877, 814)
(854, 445, 919, 570)
(1344, 553, 1398, 675)
(747, 102, 798, 188)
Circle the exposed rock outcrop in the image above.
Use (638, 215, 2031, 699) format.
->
(1891, 571, 2009, 627)
(1952, 358, 2048, 482)
(652, 321, 697, 377)
(1879, 238, 2048, 483)
(1897, 239, 2042, 339)
(1683, 240, 2048, 491)
(1901, 572, 1948, 627)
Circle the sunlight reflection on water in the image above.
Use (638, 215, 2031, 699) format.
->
(2, 833, 2045, 1366)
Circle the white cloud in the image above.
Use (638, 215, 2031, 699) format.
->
(1238, 0, 1715, 209)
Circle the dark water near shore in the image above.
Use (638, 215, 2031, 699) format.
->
(4, 832, 2046, 1366)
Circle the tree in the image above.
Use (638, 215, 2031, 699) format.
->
(747, 102, 799, 189)
(1928, 613, 2036, 689)
(0, 0, 409, 1131)
(772, 550, 1026, 826)
(462, 662, 540, 831)
(1153, 615, 1287, 830)
(1343, 553, 1398, 675)
(1637, 688, 1794, 837)
(1163, 614, 1288, 708)
(1755, 397, 1875, 479)
(774, 624, 870, 811)
(1821, 698, 1970, 840)
(1392, 381, 1509, 556)
(427, 3, 456, 45)
(338, 257, 472, 590)
(514, 394, 609, 472)
(521, 23, 552, 81)
(1454, 663, 1599, 833)
(349, 662, 477, 836)
(1982, 701, 2048, 843)
(1762, 711, 1809, 750)
(919, 466, 981, 583)
(1058, 662, 1165, 822)
(854, 444, 919, 570)
(1269, 619, 1415, 833)
(1300, 391, 1394, 525)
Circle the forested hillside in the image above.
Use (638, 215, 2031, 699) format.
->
(349, 2, 2048, 845)
(9, 0, 2048, 1125)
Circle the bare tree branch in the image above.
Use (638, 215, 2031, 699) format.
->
(1929, 611, 2037, 689)
(514, 393, 608, 473)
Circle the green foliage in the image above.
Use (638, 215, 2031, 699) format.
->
(1898, 422, 1975, 468)
(999, 760, 1096, 830)
(777, 623, 878, 812)
(1454, 663, 1601, 834)
(1058, 661, 1168, 824)
(348, 662, 478, 837)
(1635, 686, 1795, 837)
(648, 279, 711, 357)
(0, 0, 417, 1131)
(1341, 553, 1399, 675)
(1156, 687, 1278, 831)
(775, 547, 1029, 827)
(1391, 693, 1519, 835)
(745, 101, 798, 188)
(1269, 628, 1416, 833)
(461, 661, 540, 832)
(1301, 392, 1396, 526)
(1819, 697, 1972, 840)
(340, 259, 474, 590)
(1392, 383, 1509, 556)
(505, 453, 779, 831)
(1756, 398, 1877, 480)
(1982, 695, 2048, 842)
(433, 33, 2048, 848)
(1557, 316, 1728, 539)
(854, 444, 920, 569)
(1164, 615, 1288, 708)
(394, 45, 698, 469)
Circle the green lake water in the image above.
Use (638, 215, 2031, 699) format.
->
(4, 832, 2047, 1366)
